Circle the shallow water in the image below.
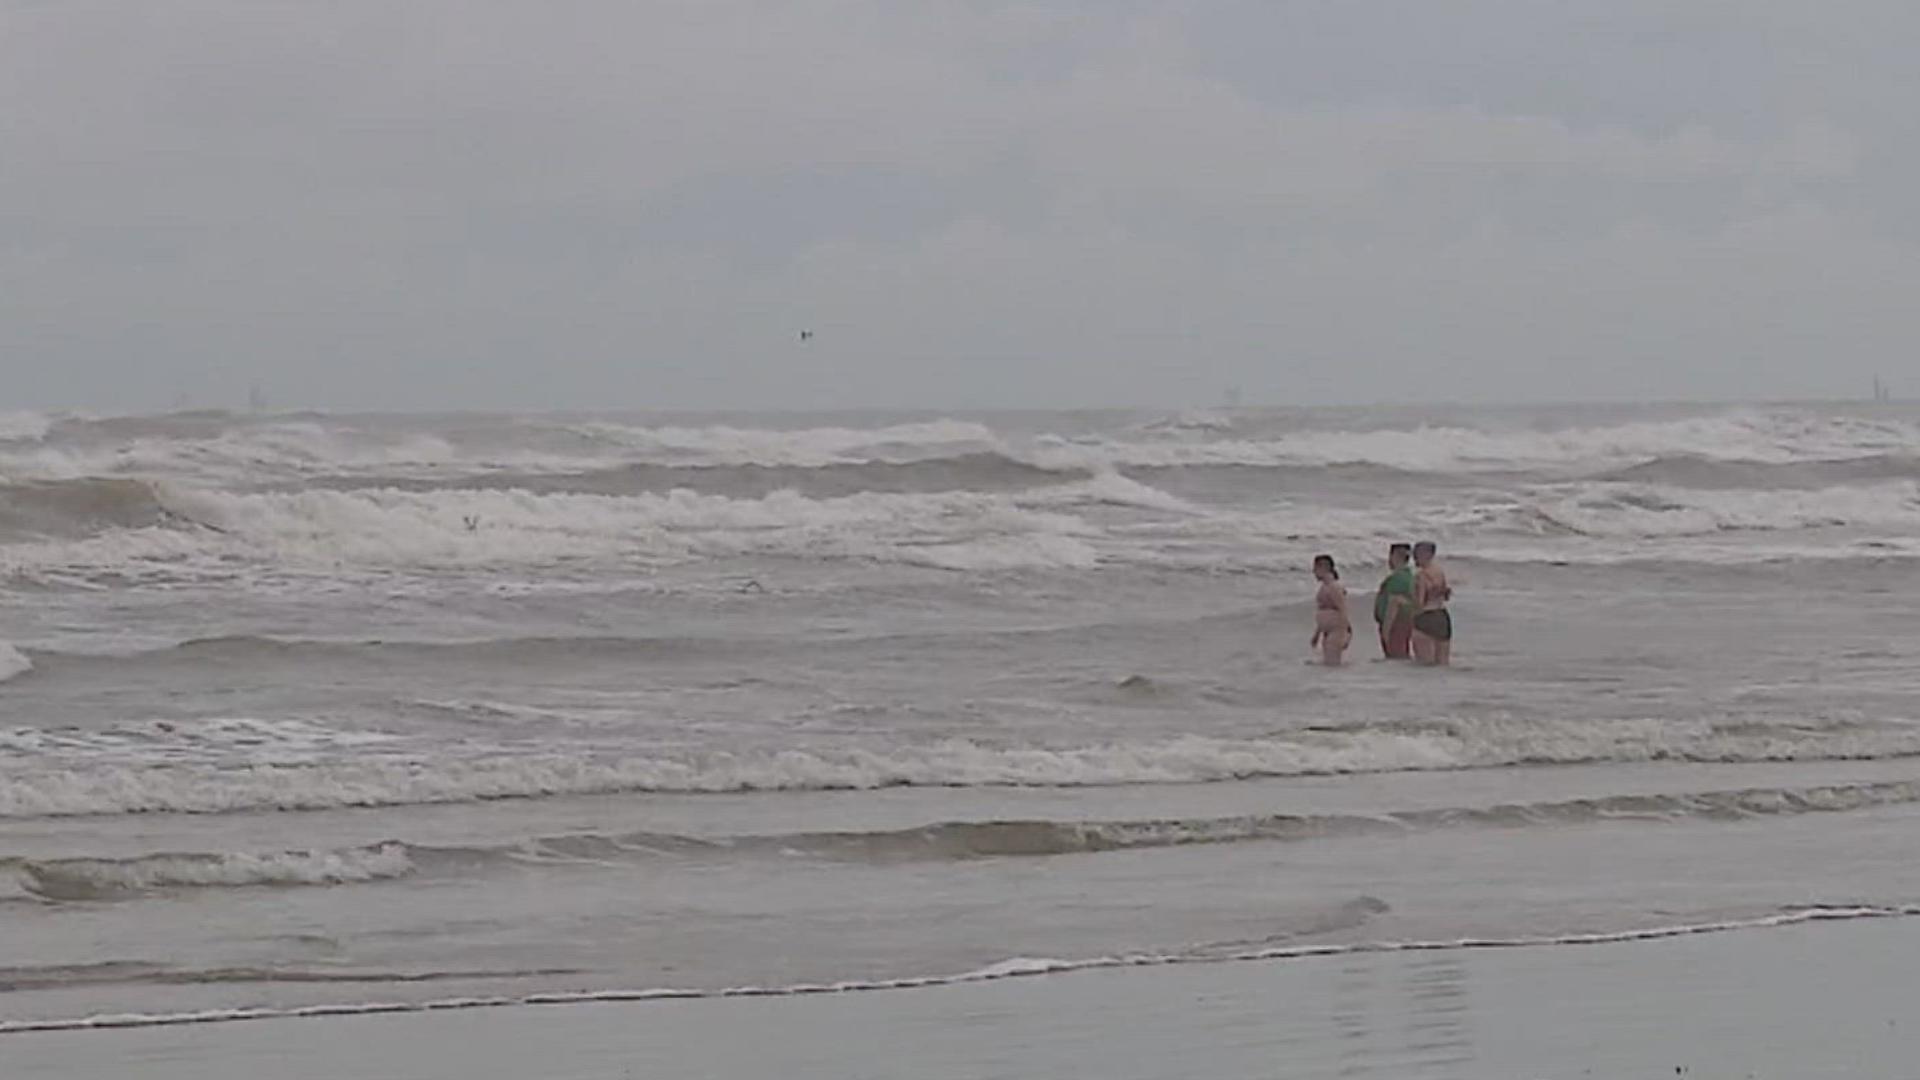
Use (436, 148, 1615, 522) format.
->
(2, 402, 1918, 1030)
(5, 916, 1916, 1079)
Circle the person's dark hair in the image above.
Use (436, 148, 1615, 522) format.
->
(1313, 554, 1338, 579)
(1389, 543, 1412, 559)
(1413, 541, 1437, 558)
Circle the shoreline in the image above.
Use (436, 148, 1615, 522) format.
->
(6, 908, 1918, 1078)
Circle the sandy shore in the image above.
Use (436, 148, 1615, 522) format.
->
(4, 914, 1913, 1079)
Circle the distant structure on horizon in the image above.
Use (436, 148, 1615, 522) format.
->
(1872, 375, 1892, 403)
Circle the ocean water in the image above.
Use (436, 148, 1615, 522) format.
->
(3, 402, 1920, 1034)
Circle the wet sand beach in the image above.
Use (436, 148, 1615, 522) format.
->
(5, 914, 1913, 1079)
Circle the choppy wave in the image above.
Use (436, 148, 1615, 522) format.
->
(5, 904, 1913, 1035)
(1597, 452, 1920, 489)
(5, 409, 1918, 581)
(711, 779, 1920, 861)
(0, 716, 401, 764)
(1035, 411, 1920, 474)
(9, 409, 1918, 482)
(0, 471, 1193, 578)
(25, 778, 1879, 892)
(309, 452, 1095, 501)
(6, 717, 1920, 817)
(0, 417, 1014, 484)
(7, 473, 1917, 583)
(0, 482, 1115, 575)
(1506, 479, 1920, 539)
(564, 418, 1007, 467)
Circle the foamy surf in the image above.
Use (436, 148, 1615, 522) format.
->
(0, 483, 1106, 574)
(0, 411, 53, 443)
(7, 409, 1916, 487)
(3, 904, 1911, 1036)
(5, 403, 1918, 1041)
(0, 643, 32, 684)
(7, 718, 1920, 817)
(9, 473, 1917, 585)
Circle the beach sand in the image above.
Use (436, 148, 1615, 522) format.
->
(5, 914, 1912, 1079)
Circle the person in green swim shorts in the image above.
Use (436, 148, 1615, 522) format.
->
(1373, 543, 1415, 660)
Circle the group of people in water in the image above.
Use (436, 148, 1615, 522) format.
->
(1309, 542, 1453, 667)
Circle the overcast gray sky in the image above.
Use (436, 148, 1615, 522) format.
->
(2, 1, 1914, 412)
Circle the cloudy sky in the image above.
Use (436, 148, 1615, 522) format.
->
(2, 2, 1914, 411)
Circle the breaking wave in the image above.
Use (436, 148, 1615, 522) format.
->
(0, 477, 178, 540)
(6, 716, 1920, 818)
(307, 452, 1094, 500)
(6, 408, 1918, 580)
(8, 777, 1914, 905)
(0, 483, 1117, 575)
(7, 472, 1916, 582)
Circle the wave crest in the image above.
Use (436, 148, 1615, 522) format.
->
(8, 844, 414, 901)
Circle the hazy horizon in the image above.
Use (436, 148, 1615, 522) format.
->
(4, 3, 1915, 413)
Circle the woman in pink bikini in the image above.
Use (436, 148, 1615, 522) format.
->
(1309, 554, 1352, 667)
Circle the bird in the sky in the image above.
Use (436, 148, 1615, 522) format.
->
(798, 330, 814, 343)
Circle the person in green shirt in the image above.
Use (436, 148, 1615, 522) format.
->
(1374, 543, 1415, 660)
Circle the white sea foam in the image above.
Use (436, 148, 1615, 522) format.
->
(0, 411, 52, 443)
(3, 904, 1911, 1035)
(0, 643, 31, 684)
(4, 716, 1918, 818)
(1030, 472, 1200, 514)
(0, 481, 1120, 578)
